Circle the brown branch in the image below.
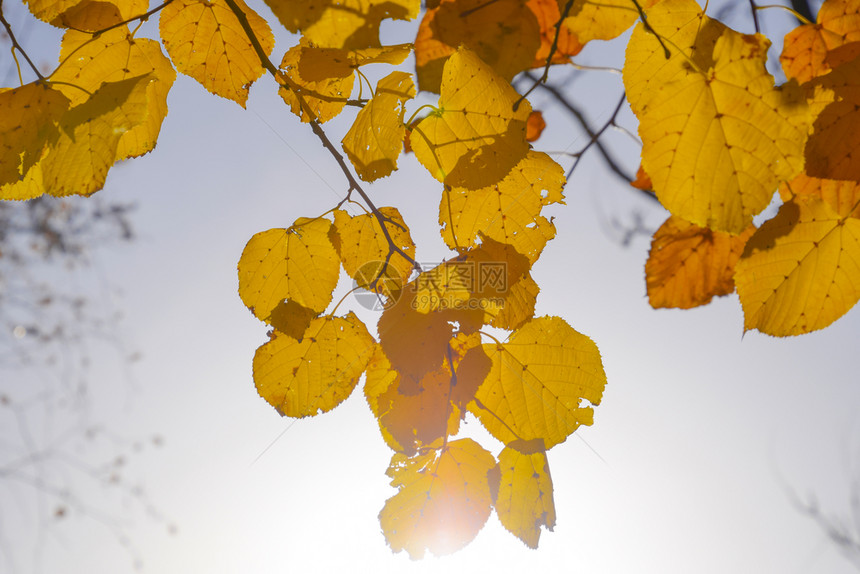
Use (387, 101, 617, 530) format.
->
(221, 0, 421, 276)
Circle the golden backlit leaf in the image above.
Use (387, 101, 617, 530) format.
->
(377, 286, 461, 382)
(804, 51, 860, 181)
(342, 71, 415, 181)
(495, 439, 555, 549)
(253, 312, 375, 417)
(25, 0, 85, 23)
(263, 0, 419, 49)
(55, 1, 122, 30)
(562, 0, 659, 46)
(624, 0, 808, 233)
(237, 217, 340, 323)
(380, 438, 495, 558)
(40, 74, 152, 197)
(411, 47, 532, 190)
(412, 239, 531, 325)
(365, 333, 485, 455)
(734, 194, 860, 335)
(529, 0, 582, 66)
(53, 27, 176, 160)
(780, 172, 860, 217)
(781, 0, 860, 83)
(631, 164, 652, 191)
(439, 151, 565, 263)
(464, 316, 605, 449)
(329, 206, 416, 293)
(0, 82, 68, 190)
(431, 0, 541, 81)
(490, 271, 539, 330)
(159, 0, 273, 107)
(414, 5, 453, 93)
(646, 215, 755, 309)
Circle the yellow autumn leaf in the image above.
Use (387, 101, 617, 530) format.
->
(263, 0, 419, 49)
(781, 0, 860, 83)
(0, 82, 68, 190)
(279, 42, 409, 123)
(342, 71, 415, 181)
(24, 0, 85, 23)
(490, 271, 539, 330)
(412, 238, 531, 326)
(562, 0, 659, 46)
(377, 281, 481, 382)
(253, 313, 375, 417)
(365, 333, 485, 455)
(18, 74, 152, 198)
(379, 438, 496, 559)
(646, 215, 755, 309)
(464, 316, 605, 449)
(734, 194, 860, 336)
(53, 0, 149, 29)
(624, 0, 808, 233)
(804, 51, 860, 181)
(329, 207, 415, 294)
(237, 217, 340, 323)
(52, 27, 176, 160)
(439, 151, 565, 263)
(159, 0, 273, 107)
(411, 47, 532, 190)
(494, 439, 555, 549)
(432, 0, 541, 81)
(780, 172, 860, 216)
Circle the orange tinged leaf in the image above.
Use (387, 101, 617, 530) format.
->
(253, 313, 375, 417)
(631, 164, 652, 191)
(781, 173, 860, 217)
(494, 439, 555, 549)
(465, 316, 605, 449)
(411, 47, 532, 190)
(525, 111, 546, 142)
(734, 194, 860, 336)
(379, 438, 496, 558)
(528, 0, 582, 66)
(414, 5, 454, 93)
(624, 0, 809, 233)
(439, 151, 564, 263)
(342, 71, 415, 181)
(781, 0, 860, 83)
(646, 215, 755, 309)
(159, 0, 273, 107)
(53, 27, 176, 160)
(237, 217, 340, 323)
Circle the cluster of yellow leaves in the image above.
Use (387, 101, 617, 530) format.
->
(11, 0, 860, 560)
(627, 0, 860, 337)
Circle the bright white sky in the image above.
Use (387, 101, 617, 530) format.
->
(3, 0, 860, 572)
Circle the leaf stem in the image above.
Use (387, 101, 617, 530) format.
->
(755, 3, 813, 25)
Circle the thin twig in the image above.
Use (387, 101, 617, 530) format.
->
(515, 0, 574, 110)
(221, 0, 421, 275)
(0, 0, 44, 81)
